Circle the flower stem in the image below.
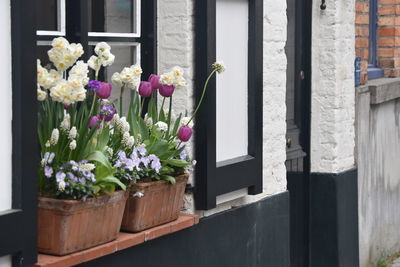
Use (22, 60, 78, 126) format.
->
(119, 85, 125, 115)
(89, 94, 97, 118)
(167, 96, 173, 136)
(160, 97, 166, 113)
(140, 97, 145, 117)
(186, 69, 217, 126)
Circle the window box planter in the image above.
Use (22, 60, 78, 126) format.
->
(121, 173, 189, 232)
(37, 190, 128, 256)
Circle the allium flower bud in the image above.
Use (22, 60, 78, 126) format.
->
(159, 84, 175, 97)
(87, 80, 101, 92)
(96, 82, 112, 99)
(148, 74, 161, 90)
(138, 81, 153, 97)
(89, 116, 100, 128)
(178, 126, 193, 142)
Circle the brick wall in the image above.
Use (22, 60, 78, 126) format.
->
(356, 0, 369, 84)
(355, 0, 400, 84)
(377, 0, 400, 77)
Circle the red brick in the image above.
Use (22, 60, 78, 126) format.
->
(356, 49, 369, 60)
(82, 242, 116, 263)
(170, 215, 195, 233)
(356, 14, 369, 24)
(356, 2, 369, 13)
(379, 0, 400, 5)
(356, 37, 369, 48)
(356, 26, 369, 37)
(144, 223, 172, 241)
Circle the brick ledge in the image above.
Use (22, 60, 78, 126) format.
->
(31, 214, 199, 267)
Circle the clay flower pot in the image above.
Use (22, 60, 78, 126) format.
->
(37, 191, 128, 256)
(121, 173, 189, 232)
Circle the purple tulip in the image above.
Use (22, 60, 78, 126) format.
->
(99, 104, 116, 122)
(89, 115, 100, 128)
(87, 80, 101, 92)
(138, 81, 153, 97)
(178, 126, 193, 142)
(96, 82, 112, 99)
(148, 74, 162, 90)
(159, 84, 175, 97)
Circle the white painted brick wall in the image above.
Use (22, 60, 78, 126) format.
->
(311, 0, 356, 173)
(158, 0, 288, 216)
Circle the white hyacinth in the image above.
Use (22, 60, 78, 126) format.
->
(69, 140, 77, 150)
(155, 121, 168, 132)
(106, 146, 114, 157)
(60, 114, 71, 132)
(45, 140, 51, 148)
(50, 128, 59, 145)
(68, 126, 77, 140)
(122, 132, 135, 148)
(117, 117, 130, 133)
(78, 163, 96, 171)
(58, 180, 66, 191)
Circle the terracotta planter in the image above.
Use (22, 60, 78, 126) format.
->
(121, 173, 188, 232)
(37, 190, 128, 256)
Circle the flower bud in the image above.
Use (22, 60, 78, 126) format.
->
(138, 81, 153, 97)
(159, 84, 175, 97)
(89, 115, 100, 128)
(96, 82, 112, 99)
(148, 74, 161, 90)
(178, 126, 193, 142)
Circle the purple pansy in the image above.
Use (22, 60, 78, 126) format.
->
(44, 166, 53, 178)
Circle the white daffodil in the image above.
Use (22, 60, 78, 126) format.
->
(37, 88, 47, 101)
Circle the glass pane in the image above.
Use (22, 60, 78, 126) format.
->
(36, 0, 58, 31)
(89, 0, 137, 34)
(37, 44, 53, 69)
(89, 43, 139, 112)
(216, 0, 249, 162)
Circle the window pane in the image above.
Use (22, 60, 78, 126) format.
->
(216, 0, 249, 162)
(36, 0, 58, 31)
(90, 43, 140, 112)
(37, 44, 53, 68)
(89, 0, 138, 34)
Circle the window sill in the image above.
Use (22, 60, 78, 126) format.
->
(357, 77, 400, 104)
(31, 214, 199, 267)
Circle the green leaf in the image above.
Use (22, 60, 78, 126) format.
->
(87, 150, 113, 170)
(162, 175, 176, 184)
(164, 159, 192, 167)
(100, 176, 127, 190)
(148, 140, 169, 155)
(172, 113, 182, 136)
(138, 117, 149, 139)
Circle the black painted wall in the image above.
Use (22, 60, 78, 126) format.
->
(310, 169, 359, 267)
(78, 192, 290, 267)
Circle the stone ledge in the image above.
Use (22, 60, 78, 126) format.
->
(365, 78, 400, 104)
(31, 214, 199, 267)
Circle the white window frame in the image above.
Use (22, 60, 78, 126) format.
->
(36, 0, 66, 36)
(88, 0, 141, 38)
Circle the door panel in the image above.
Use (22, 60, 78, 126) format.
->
(286, 0, 311, 266)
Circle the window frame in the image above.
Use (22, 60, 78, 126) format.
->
(194, 0, 263, 210)
(368, 0, 384, 80)
(0, 0, 38, 266)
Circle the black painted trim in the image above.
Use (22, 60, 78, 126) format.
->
(78, 192, 290, 267)
(0, 0, 38, 265)
(310, 168, 359, 267)
(194, 0, 263, 210)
